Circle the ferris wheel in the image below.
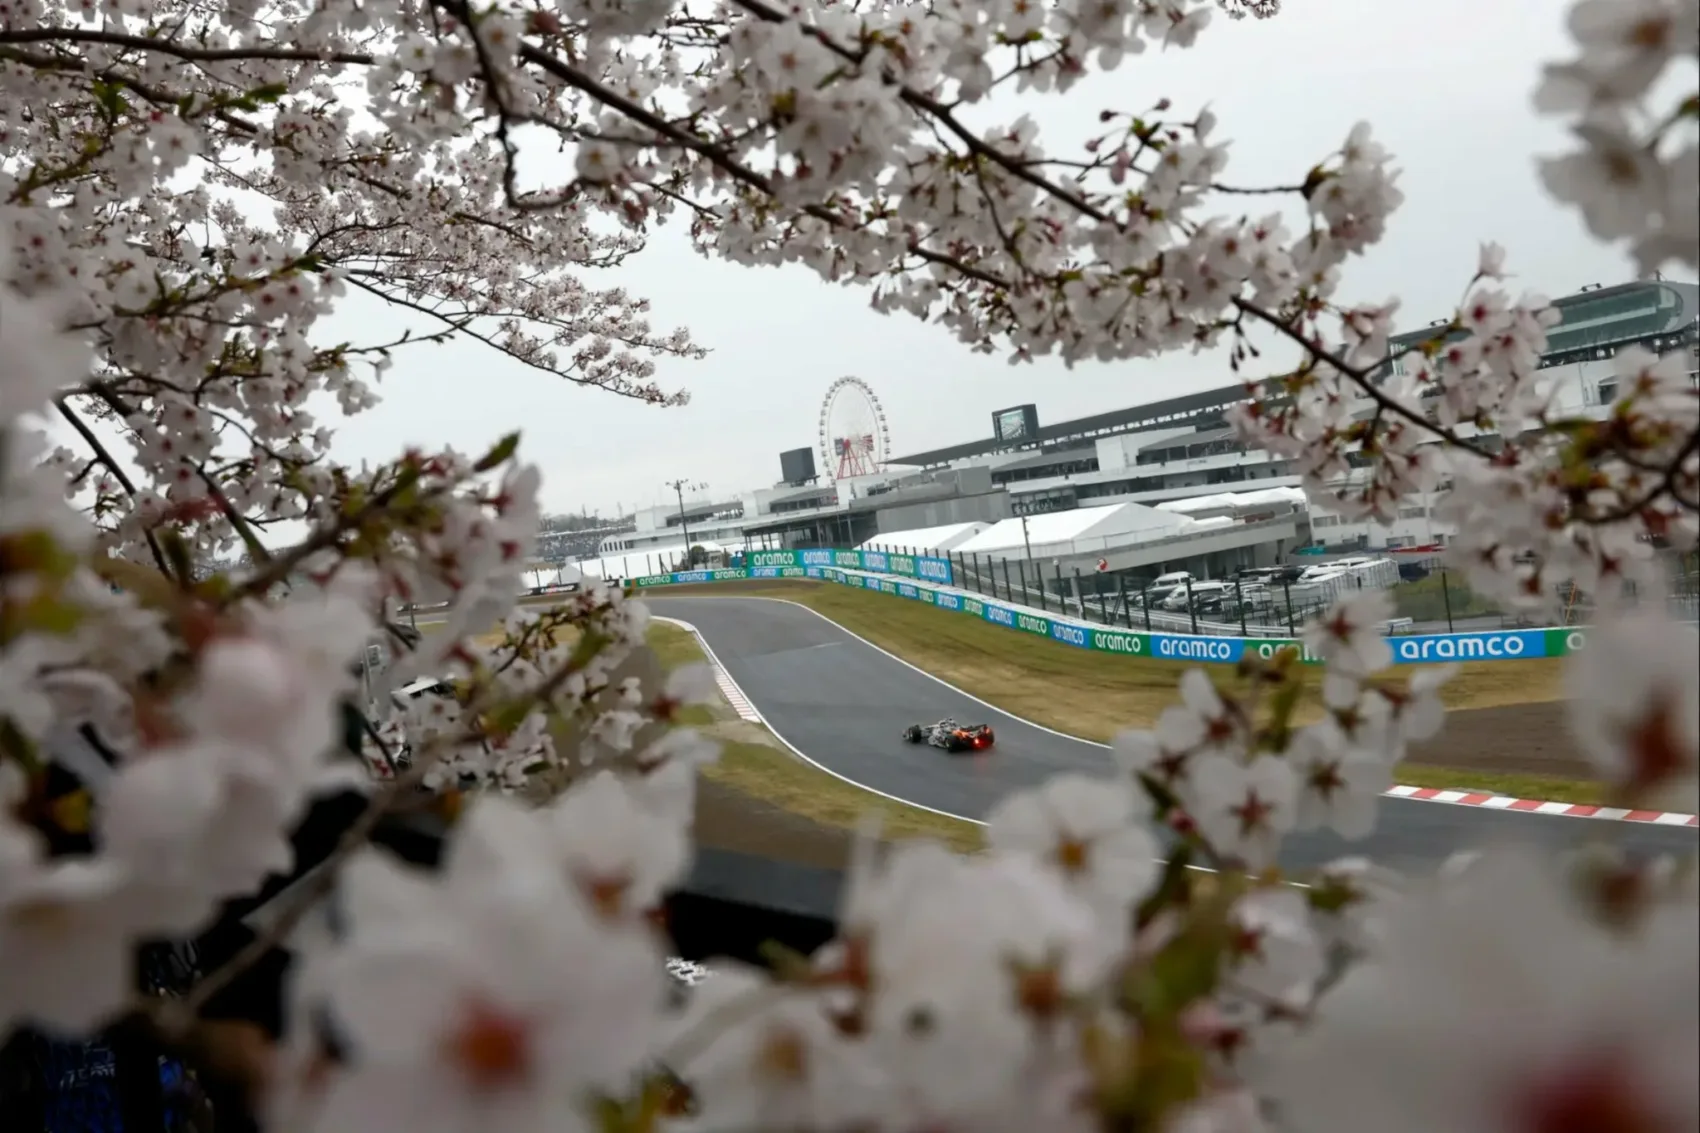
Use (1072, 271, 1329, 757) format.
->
(818, 377, 892, 481)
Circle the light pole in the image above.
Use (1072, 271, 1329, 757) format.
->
(1019, 512, 1037, 599)
(665, 479, 707, 568)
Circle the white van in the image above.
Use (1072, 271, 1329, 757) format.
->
(1151, 570, 1194, 589)
(1297, 557, 1371, 583)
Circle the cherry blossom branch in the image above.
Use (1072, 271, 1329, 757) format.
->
(194, 463, 273, 565)
(746, 0, 1124, 220)
(229, 474, 429, 602)
(1585, 428, 1700, 524)
(341, 274, 693, 404)
(1230, 297, 1496, 460)
(52, 396, 176, 578)
(0, 26, 375, 66)
(427, 0, 1015, 290)
(161, 751, 441, 1028)
(166, 618, 647, 1025)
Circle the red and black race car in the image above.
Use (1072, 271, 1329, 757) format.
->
(902, 718, 996, 753)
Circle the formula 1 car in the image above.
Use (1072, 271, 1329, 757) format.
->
(902, 718, 996, 753)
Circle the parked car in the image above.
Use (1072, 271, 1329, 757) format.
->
(1160, 580, 1233, 611)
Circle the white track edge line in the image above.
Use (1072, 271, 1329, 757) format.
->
(660, 595, 1698, 832)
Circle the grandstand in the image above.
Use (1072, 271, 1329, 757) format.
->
(537, 520, 634, 561)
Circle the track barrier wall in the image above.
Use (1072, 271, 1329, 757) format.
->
(624, 551, 1594, 665)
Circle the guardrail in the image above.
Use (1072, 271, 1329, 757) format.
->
(621, 561, 1591, 665)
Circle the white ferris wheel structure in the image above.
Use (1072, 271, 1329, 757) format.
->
(817, 376, 892, 482)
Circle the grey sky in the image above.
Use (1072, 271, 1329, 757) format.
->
(318, 0, 1686, 518)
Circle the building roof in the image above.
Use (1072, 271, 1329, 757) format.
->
(859, 521, 987, 553)
(1135, 425, 1238, 454)
(1156, 486, 1308, 514)
(1387, 279, 1699, 355)
(887, 384, 1251, 468)
(959, 505, 1122, 550)
(989, 444, 1101, 474)
(765, 483, 837, 504)
(955, 502, 1188, 556)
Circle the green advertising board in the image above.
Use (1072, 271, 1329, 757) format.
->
(1090, 628, 1150, 656)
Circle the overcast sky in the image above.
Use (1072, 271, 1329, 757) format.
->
(312, 0, 1689, 518)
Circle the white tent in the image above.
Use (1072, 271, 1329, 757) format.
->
(858, 521, 987, 554)
(523, 563, 585, 590)
(955, 503, 1188, 560)
(575, 541, 727, 579)
(1157, 486, 1307, 517)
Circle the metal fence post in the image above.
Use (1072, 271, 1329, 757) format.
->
(1441, 570, 1455, 633)
(1236, 577, 1248, 636)
(1283, 578, 1296, 635)
(1143, 584, 1153, 631)
(1072, 567, 1086, 622)
(1185, 577, 1200, 635)
(1019, 560, 1040, 611)
(1116, 573, 1131, 627)
(1053, 562, 1067, 616)
(1001, 558, 1015, 603)
(970, 552, 984, 594)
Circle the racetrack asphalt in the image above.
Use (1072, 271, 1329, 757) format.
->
(646, 595, 1698, 872)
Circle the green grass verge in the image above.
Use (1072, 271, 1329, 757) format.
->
(643, 581, 1615, 807)
(1388, 571, 1507, 624)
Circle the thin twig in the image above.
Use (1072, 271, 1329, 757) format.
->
(0, 26, 374, 66)
(1230, 298, 1494, 459)
(53, 396, 175, 578)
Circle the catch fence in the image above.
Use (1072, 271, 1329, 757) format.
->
(872, 546, 1700, 638)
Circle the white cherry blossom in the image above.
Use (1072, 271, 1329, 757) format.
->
(984, 772, 1162, 925)
(0, 818, 139, 1036)
(1264, 846, 1700, 1133)
(666, 963, 886, 1133)
(536, 769, 692, 921)
(1287, 724, 1394, 840)
(1187, 755, 1300, 870)
(1302, 591, 1396, 678)
(290, 797, 668, 1133)
(0, 0, 1695, 1126)
(1564, 612, 1700, 810)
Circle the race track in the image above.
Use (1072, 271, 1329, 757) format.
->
(647, 595, 1697, 872)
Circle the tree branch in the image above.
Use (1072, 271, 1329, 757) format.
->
(0, 26, 374, 66)
(53, 396, 176, 578)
